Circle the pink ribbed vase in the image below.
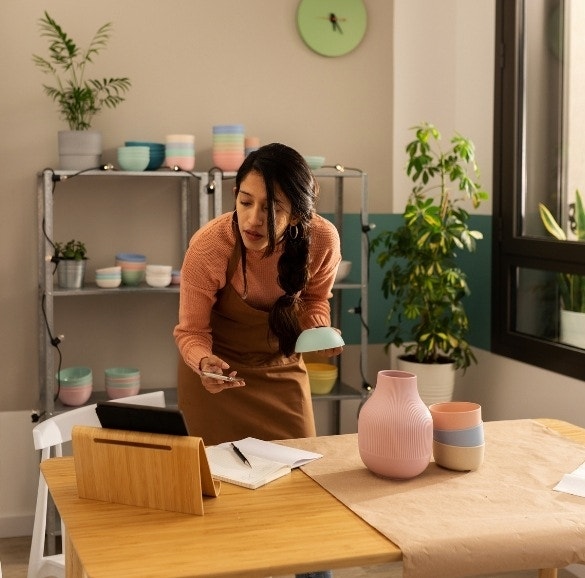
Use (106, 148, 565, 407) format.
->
(358, 370, 433, 479)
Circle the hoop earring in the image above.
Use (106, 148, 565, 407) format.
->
(232, 209, 238, 224)
(288, 224, 299, 240)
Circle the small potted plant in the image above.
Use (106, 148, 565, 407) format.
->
(539, 189, 585, 348)
(32, 11, 132, 170)
(370, 123, 489, 403)
(54, 240, 88, 289)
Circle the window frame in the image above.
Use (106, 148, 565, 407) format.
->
(491, 0, 585, 381)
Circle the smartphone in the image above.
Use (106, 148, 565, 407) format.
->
(201, 371, 241, 382)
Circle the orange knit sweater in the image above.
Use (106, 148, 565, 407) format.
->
(174, 211, 341, 372)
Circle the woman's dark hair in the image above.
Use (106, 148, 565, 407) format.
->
(234, 143, 318, 356)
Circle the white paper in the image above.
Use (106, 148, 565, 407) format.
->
(222, 437, 323, 468)
(554, 461, 585, 497)
(206, 445, 290, 489)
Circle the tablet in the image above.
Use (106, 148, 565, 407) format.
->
(95, 401, 190, 436)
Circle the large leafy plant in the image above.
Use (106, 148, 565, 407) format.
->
(539, 189, 585, 313)
(32, 11, 131, 131)
(371, 123, 488, 370)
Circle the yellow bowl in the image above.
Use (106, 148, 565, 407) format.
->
(306, 363, 338, 395)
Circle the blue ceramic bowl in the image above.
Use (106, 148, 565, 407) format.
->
(433, 422, 485, 447)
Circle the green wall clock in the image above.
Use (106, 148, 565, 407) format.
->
(296, 0, 368, 57)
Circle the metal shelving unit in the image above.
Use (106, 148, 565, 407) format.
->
(37, 165, 369, 424)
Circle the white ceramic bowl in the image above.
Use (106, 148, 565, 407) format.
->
(295, 327, 345, 353)
(146, 264, 173, 275)
(96, 277, 122, 288)
(433, 440, 485, 471)
(95, 266, 122, 275)
(146, 274, 172, 288)
(335, 260, 352, 282)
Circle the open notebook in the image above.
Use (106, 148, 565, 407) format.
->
(206, 437, 322, 490)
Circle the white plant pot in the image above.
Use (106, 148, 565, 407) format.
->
(58, 130, 102, 170)
(560, 309, 585, 349)
(396, 355, 456, 406)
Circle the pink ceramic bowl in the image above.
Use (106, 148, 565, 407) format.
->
(429, 401, 482, 430)
(59, 384, 92, 406)
(106, 385, 140, 399)
(164, 156, 195, 171)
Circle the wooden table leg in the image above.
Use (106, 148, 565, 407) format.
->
(64, 532, 85, 578)
(538, 569, 557, 578)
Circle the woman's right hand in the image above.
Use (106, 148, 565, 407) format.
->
(199, 356, 246, 393)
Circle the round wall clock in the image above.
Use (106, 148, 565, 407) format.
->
(296, 0, 368, 57)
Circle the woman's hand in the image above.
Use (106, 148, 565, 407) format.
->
(199, 356, 245, 393)
(314, 327, 344, 359)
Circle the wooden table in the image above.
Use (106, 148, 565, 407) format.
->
(42, 419, 583, 578)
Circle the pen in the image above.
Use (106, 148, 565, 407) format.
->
(231, 443, 252, 467)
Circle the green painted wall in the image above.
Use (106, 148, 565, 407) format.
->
(328, 214, 492, 350)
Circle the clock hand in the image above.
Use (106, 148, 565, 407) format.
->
(329, 13, 344, 34)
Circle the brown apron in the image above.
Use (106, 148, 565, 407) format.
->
(178, 248, 316, 446)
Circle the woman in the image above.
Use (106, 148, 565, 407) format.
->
(174, 142, 343, 447)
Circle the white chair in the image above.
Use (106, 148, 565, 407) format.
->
(27, 391, 166, 578)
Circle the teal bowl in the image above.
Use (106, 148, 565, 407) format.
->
(57, 366, 92, 387)
(125, 142, 165, 170)
(121, 268, 145, 286)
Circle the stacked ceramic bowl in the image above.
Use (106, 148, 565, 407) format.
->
(105, 367, 141, 399)
(165, 134, 195, 171)
(212, 124, 245, 171)
(145, 264, 172, 287)
(429, 401, 484, 471)
(117, 146, 150, 171)
(95, 266, 122, 288)
(125, 141, 165, 171)
(57, 366, 93, 406)
(303, 155, 326, 170)
(171, 269, 181, 286)
(115, 253, 146, 286)
(306, 363, 338, 395)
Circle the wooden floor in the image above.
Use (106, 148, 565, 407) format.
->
(0, 535, 578, 578)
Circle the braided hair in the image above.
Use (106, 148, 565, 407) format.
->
(234, 143, 318, 356)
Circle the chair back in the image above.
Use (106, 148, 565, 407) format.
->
(27, 391, 166, 578)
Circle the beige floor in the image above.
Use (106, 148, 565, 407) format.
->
(0, 535, 578, 578)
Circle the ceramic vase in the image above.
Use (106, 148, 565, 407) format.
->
(358, 370, 433, 479)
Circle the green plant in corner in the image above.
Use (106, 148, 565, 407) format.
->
(370, 123, 489, 370)
(54, 240, 87, 261)
(539, 189, 585, 313)
(32, 11, 131, 131)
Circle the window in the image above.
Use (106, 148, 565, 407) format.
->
(492, 0, 585, 380)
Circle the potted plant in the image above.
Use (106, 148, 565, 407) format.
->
(32, 11, 131, 170)
(370, 123, 488, 404)
(54, 239, 88, 289)
(539, 189, 585, 348)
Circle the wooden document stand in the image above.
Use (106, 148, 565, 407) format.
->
(72, 426, 220, 515)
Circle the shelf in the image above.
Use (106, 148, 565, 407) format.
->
(52, 383, 361, 415)
(51, 283, 180, 297)
(310, 381, 363, 402)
